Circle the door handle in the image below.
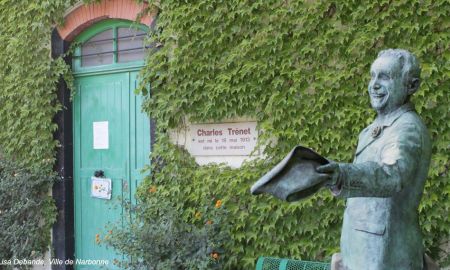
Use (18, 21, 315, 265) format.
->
(122, 179, 128, 190)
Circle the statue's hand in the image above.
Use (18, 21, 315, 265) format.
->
(316, 163, 341, 187)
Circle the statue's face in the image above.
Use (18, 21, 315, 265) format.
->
(368, 56, 408, 115)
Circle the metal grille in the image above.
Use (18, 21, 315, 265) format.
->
(286, 259, 330, 270)
(261, 257, 282, 270)
(256, 257, 330, 270)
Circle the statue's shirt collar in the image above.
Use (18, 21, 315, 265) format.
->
(356, 103, 415, 155)
(372, 102, 415, 128)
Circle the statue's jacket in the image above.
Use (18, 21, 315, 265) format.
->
(333, 103, 431, 270)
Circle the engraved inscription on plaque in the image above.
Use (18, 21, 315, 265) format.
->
(188, 122, 258, 156)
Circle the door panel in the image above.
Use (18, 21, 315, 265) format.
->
(77, 76, 129, 170)
(129, 71, 151, 204)
(73, 71, 150, 269)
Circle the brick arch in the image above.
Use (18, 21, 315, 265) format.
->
(57, 0, 154, 41)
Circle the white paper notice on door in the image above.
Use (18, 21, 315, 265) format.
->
(93, 121, 109, 149)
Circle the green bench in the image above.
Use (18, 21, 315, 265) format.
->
(256, 257, 331, 270)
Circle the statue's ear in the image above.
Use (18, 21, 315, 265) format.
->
(407, 78, 420, 95)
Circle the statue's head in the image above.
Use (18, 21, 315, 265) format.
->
(368, 49, 421, 115)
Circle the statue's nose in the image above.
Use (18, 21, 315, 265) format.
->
(373, 83, 381, 90)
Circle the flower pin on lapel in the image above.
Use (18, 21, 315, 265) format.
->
(371, 126, 382, 138)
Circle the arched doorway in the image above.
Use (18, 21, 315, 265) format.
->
(72, 19, 150, 268)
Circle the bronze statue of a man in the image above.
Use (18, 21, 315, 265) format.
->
(316, 49, 433, 270)
(251, 49, 439, 269)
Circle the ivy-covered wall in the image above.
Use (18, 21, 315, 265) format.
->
(0, 0, 74, 262)
(0, 1, 75, 170)
(137, 0, 450, 269)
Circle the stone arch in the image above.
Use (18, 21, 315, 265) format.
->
(57, 0, 153, 41)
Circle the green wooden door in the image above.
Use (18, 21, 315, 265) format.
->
(73, 71, 150, 269)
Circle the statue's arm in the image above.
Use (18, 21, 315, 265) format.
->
(329, 123, 423, 198)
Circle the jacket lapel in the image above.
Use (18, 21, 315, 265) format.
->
(355, 127, 377, 156)
(355, 103, 415, 157)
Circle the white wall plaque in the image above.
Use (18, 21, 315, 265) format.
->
(91, 177, 112, 200)
(187, 122, 258, 156)
(93, 121, 109, 149)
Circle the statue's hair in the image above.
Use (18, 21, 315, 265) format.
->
(377, 49, 421, 88)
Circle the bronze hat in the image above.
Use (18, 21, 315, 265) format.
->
(250, 146, 329, 202)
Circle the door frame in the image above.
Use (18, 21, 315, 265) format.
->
(51, 18, 155, 270)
